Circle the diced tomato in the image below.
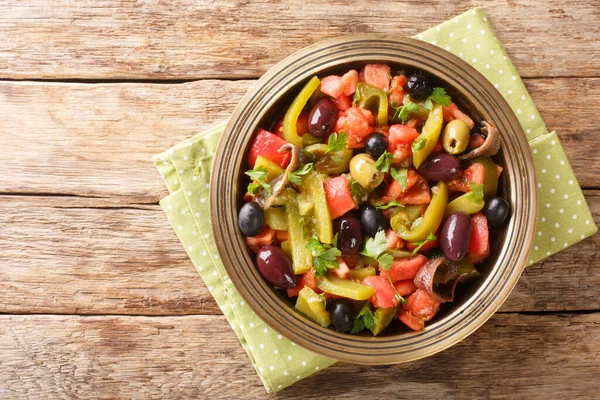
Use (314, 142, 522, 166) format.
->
(363, 275, 398, 308)
(383, 171, 420, 201)
(406, 230, 440, 253)
(388, 75, 407, 107)
(245, 225, 275, 253)
(248, 129, 291, 168)
(287, 269, 320, 298)
(379, 255, 427, 282)
(323, 176, 356, 219)
(388, 124, 420, 162)
(332, 95, 352, 111)
(390, 75, 407, 92)
(330, 257, 350, 279)
(243, 192, 254, 202)
(468, 212, 490, 264)
(385, 229, 403, 250)
(399, 311, 425, 331)
(469, 133, 486, 149)
(403, 289, 441, 321)
(394, 280, 418, 297)
(320, 70, 359, 99)
(360, 64, 391, 92)
(443, 103, 475, 129)
(275, 230, 288, 244)
(447, 163, 486, 192)
(335, 107, 373, 148)
(399, 178, 431, 205)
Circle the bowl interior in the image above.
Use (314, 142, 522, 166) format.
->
(211, 35, 537, 364)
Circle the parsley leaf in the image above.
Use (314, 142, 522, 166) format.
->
(245, 166, 272, 195)
(412, 137, 426, 152)
(467, 182, 485, 204)
(350, 179, 363, 198)
(387, 275, 407, 304)
(352, 90, 361, 107)
(376, 200, 404, 210)
(424, 87, 452, 110)
(306, 237, 341, 276)
(332, 233, 339, 248)
(360, 230, 393, 270)
(286, 163, 313, 186)
(410, 231, 437, 255)
(375, 151, 393, 172)
(392, 101, 420, 124)
(390, 168, 408, 191)
(325, 131, 348, 155)
(350, 303, 378, 334)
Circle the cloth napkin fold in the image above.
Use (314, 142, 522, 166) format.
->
(153, 6, 597, 393)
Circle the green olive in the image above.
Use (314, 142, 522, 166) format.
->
(442, 119, 470, 154)
(349, 154, 384, 190)
(304, 143, 352, 174)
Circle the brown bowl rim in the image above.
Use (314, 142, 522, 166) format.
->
(210, 34, 537, 365)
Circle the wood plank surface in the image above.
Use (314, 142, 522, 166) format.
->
(1, 192, 598, 316)
(0, 1, 598, 80)
(1, 77, 599, 205)
(0, 313, 598, 399)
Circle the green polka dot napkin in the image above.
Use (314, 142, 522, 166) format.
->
(152, 7, 597, 393)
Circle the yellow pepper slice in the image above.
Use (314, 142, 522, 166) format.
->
(317, 276, 376, 300)
(397, 181, 448, 242)
(264, 206, 288, 230)
(412, 103, 444, 168)
(303, 170, 333, 244)
(284, 190, 313, 274)
(445, 191, 485, 217)
(469, 156, 499, 199)
(283, 76, 321, 147)
(295, 286, 331, 327)
(348, 266, 377, 281)
(356, 82, 389, 127)
(254, 155, 285, 182)
(370, 307, 398, 336)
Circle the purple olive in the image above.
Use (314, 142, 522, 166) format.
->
(256, 245, 297, 288)
(333, 213, 363, 255)
(416, 153, 461, 182)
(307, 98, 337, 137)
(440, 212, 472, 262)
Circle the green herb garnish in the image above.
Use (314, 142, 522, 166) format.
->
(376, 200, 405, 210)
(350, 179, 363, 198)
(286, 163, 313, 185)
(325, 131, 348, 155)
(392, 101, 420, 124)
(360, 230, 393, 270)
(390, 168, 408, 191)
(424, 87, 452, 110)
(352, 90, 361, 107)
(375, 151, 393, 173)
(306, 237, 342, 276)
(410, 231, 437, 255)
(412, 137, 426, 152)
(350, 303, 379, 334)
(387, 275, 407, 304)
(245, 166, 272, 195)
(467, 182, 485, 204)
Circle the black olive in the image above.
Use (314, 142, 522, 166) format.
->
(333, 213, 363, 255)
(256, 245, 296, 288)
(360, 205, 387, 238)
(406, 72, 433, 101)
(328, 299, 355, 333)
(364, 132, 389, 160)
(307, 98, 337, 137)
(484, 197, 510, 227)
(238, 202, 265, 236)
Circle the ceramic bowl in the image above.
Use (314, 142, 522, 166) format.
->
(210, 35, 537, 364)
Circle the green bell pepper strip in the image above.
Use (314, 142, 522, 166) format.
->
(444, 190, 485, 217)
(283, 189, 313, 274)
(469, 156, 499, 199)
(303, 170, 333, 244)
(356, 82, 388, 127)
(412, 103, 444, 168)
(397, 181, 448, 242)
(283, 76, 321, 147)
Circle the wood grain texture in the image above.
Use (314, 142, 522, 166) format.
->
(0, 1, 598, 80)
(0, 313, 598, 399)
(1, 77, 598, 204)
(1, 192, 598, 316)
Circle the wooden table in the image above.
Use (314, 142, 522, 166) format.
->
(1, 1, 598, 398)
